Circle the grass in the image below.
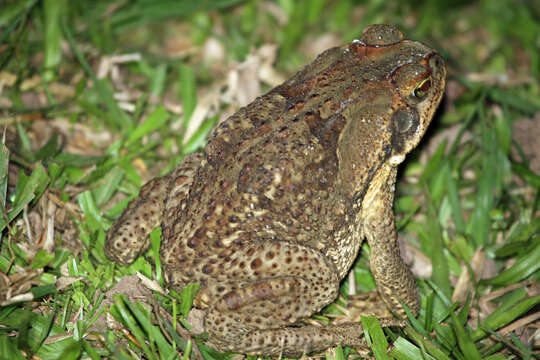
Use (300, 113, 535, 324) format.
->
(0, 0, 539, 359)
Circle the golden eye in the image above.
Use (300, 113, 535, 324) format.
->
(413, 78, 431, 98)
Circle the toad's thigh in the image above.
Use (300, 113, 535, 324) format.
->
(201, 241, 341, 343)
(197, 241, 340, 310)
(206, 276, 322, 331)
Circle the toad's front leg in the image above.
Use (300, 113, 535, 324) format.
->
(355, 165, 420, 319)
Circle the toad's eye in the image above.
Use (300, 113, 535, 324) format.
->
(413, 78, 431, 99)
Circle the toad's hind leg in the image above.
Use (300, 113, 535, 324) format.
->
(105, 153, 202, 265)
(203, 242, 368, 357)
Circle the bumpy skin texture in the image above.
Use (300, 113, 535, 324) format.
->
(105, 24, 446, 357)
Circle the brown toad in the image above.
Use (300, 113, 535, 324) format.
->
(105, 24, 446, 356)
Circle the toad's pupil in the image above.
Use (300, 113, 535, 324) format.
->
(414, 79, 431, 98)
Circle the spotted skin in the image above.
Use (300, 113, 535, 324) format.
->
(104, 153, 202, 265)
(106, 24, 446, 356)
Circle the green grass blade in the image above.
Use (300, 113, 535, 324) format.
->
(404, 326, 451, 360)
(183, 115, 217, 154)
(330, 345, 345, 360)
(31, 306, 56, 356)
(30, 249, 55, 270)
(420, 139, 446, 185)
(481, 241, 540, 286)
(108, 0, 244, 32)
(483, 355, 505, 360)
(445, 166, 465, 233)
(93, 166, 125, 206)
(180, 283, 199, 319)
(126, 105, 170, 146)
(0, 136, 9, 208)
(361, 316, 389, 360)
(0, 336, 26, 360)
(42, 0, 66, 82)
(179, 64, 197, 126)
(466, 110, 500, 247)
(150, 227, 163, 284)
(112, 295, 154, 356)
(35, 134, 61, 161)
(0, 0, 37, 28)
(390, 336, 435, 360)
(425, 196, 451, 298)
(182, 340, 192, 360)
(77, 190, 109, 232)
(82, 339, 102, 360)
(470, 294, 540, 341)
(511, 161, 540, 188)
(56, 339, 82, 360)
(160, 317, 189, 353)
(15, 121, 34, 161)
(124, 299, 175, 357)
(450, 312, 482, 360)
(150, 63, 168, 99)
(488, 88, 539, 115)
(0, 164, 49, 233)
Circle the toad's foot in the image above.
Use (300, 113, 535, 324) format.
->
(344, 291, 408, 325)
(105, 153, 202, 265)
(210, 322, 371, 357)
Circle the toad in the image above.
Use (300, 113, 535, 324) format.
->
(105, 24, 446, 356)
